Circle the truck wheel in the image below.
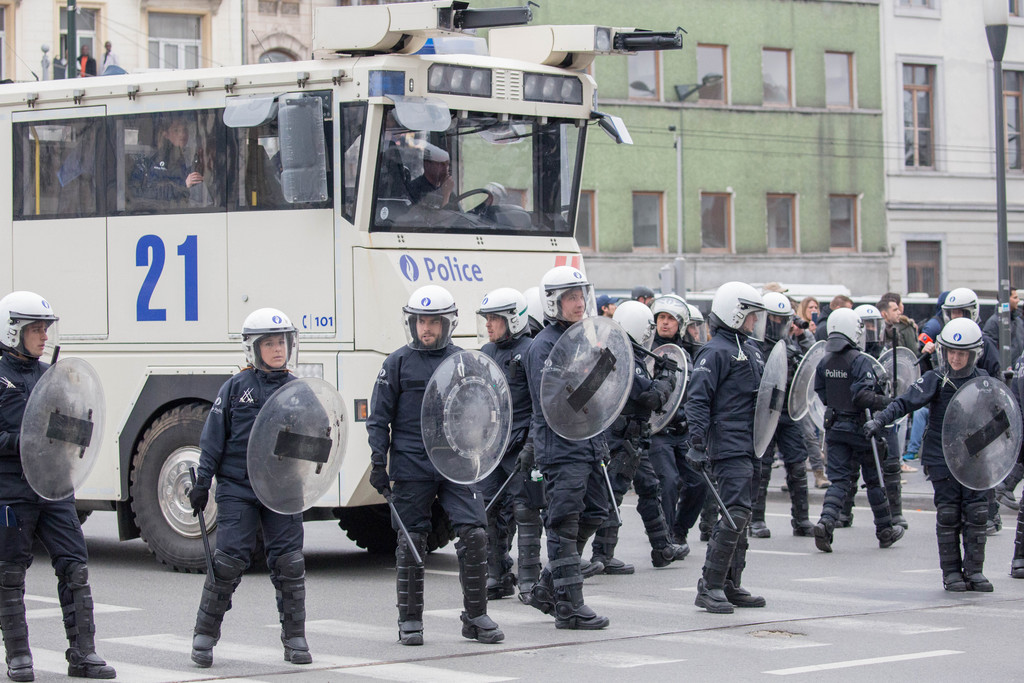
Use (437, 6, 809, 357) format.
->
(130, 403, 216, 572)
(336, 499, 455, 554)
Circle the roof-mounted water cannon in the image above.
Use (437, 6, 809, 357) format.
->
(488, 25, 684, 70)
(312, 0, 533, 57)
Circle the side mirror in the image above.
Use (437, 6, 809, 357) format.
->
(278, 94, 329, 204)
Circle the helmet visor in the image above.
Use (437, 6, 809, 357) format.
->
(741, 309, 768, 341)
(937, 345, 980, 379)
(17, 319, 59, 360)
(765, 314, 792, 342)
(406, 312, 456, 350)
(476, 311, 511, 346)
(550, 284, 596, 323)
(252, 331, 298, 372)
(862, 320, 884, 346)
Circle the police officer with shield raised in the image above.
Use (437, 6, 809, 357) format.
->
(684, 282, 769, 614)
(474, 288, 538, 600)
(367, 286, 503, 646)
(187, 309, 313, 668)
(0, 291, 115, 680)
(865, 319, 998, 591)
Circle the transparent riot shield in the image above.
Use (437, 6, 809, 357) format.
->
(942, 376, 1023, 491)
(878, 347, 921, 398)
(645, 344, 689, 435)
(788, 340, 826, 426)
(421, 350, 512, 485)
(19, 357, 105, 501)
(247, 378, 348, 514)
(540, 316, 634, 441)
(753, 340, 788, 458)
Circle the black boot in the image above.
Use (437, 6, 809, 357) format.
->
(396, 532, 426, 646)
(724, 509, 765, 608)
(694, 509, 745, 614)
(936, 506, 966, 592)
(1012, 506, 1024, 579)
(0, 563, 32, 683)
(514, 503, 544, 601)
(192, 551, 246, 668)
(963, 502, 993, 592)
(868, 480, 903, 548)
(526, 568, 556, 615)
(813, 518, 835, 553)
(996, 462, 1023, 511)
(785, 462, 814, 537)
(272, 551, 311, 664)
(59, 563, 115, 679)
(589, 525, 634, 575)
(457, 527, 504, 643)
(644, 507, 688, 567)
(748, 458, 772, 538)
(552, 526, 608, 630)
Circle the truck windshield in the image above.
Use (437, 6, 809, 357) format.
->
(371, 108, 584, 236)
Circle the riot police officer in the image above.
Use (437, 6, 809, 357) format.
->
(748, 292, 814, 539)
(523, 266, 610, 630)
(811, 308, 905, 554)
(188, 309, 313, 668)
(474, 288, 538, 600)
(588, 301, 685, 573)
(367, 286, 502, 646)
(685, 282, 769, 614)
(865, 319, 992, 591)
(0, 291, 116, 681)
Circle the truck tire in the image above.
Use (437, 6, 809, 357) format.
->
(337, 500, 455, 554)
(130, 403, 215, 573)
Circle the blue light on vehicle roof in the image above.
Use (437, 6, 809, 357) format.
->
(368, 70, 405, 97)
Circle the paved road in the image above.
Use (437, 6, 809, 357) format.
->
(17, 469, 1024, 681)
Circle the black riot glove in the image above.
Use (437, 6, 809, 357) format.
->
(369, 463, 391, 496)
(651, 378, 674, 407)
(187, 480, 210, 517)
(685, 444, 708, 471)
(862, 419, 883, 440)
(517, 440, 536, 472)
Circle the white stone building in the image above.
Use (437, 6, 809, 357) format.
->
(881, 0, 1024, 296)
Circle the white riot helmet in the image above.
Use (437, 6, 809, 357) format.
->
(523, 286, 544, 334)
(403, 285, 458, 350)
(613, 300, 656, 350)
(709, 282, 768, 341)
(854, 304, 884, 347)
(942, 287, 980, 323)
(826, 307, 864, 349)
(0, 291, 59, 358)
(762, 291, 794, 343)
(652, 294, 690, 326)
(936, 318, 984, 379)
(476, 287, 528, 345)
(242, 308, 298, 372)
(540, 266, 596, 324)
(685, 303, 709, 344)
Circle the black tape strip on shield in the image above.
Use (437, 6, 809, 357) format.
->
(274, 431, 332, 464)
(567, 347, 616, 413)
(46, 412, 93, 448)
(964, 408, 1011, 457)
(769, 387, 786, 413)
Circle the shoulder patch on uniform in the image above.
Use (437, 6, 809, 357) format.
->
(0, 376, 14, 389)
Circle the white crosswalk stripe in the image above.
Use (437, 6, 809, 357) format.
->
(25, 593, 138, 620)
(30, 646, 274, 683)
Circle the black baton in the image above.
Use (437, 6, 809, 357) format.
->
(700, 469, 737, 531)
(384, 491, 422, 565)
(600, 461, 622, 526)
(864, 410, 893, 520)
(484, 465, 519, 514)
(188, 467, 215, 578)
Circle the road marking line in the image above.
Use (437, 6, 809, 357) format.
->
(26, 591, 138, 620)
(31, 646, 272, 683)
(748, 549, 812, 556)
(812, 617, 962, 636)
(302, 618, 397, 640)
(901, 568, 941, 574)
(654, 632, 830, 652)
(425, 569, 460, 577)
(423, 607, 547, 625)
(791, 577, 841, 583)
(764, 649, 963, 675)
(106, 633, 371, 667)
(339, 663, 515, 682)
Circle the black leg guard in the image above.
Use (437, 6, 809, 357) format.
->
(0, 563, 32, 683)
(867, 481, 904, 548)
(883, 461, 907, 529)
(577, 520, 606, 578)
(514, 503, 543, 600)
(485, 512, 515, 600)
(1013, 506, 1024, 579)
(748, 458, 772, 539)
(785, 462, 814, 537)
(986, 489, 1002, 535)
(839, 474, 858, 527)
(936, 505, 966, 592)
(192, 551, 246, 668)
(699, 494, 719, 542)
(645, 512, 688, 568)
(396, 532, 426, 646)
(457, 526, 503, 644)
(272, 551, 311, 664)
(60, 563, 115, 680)
(589, 524, 633, 575)
(963, 502, 993, 592)
(724, 509, 765, 608)
(996, 462, 1024, 511)
(551, 528, 608, 630)
(695, 508, 746, 614)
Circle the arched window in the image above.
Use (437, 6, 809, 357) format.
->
(259, 49, 295, 64)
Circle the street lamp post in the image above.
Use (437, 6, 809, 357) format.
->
(984, 0, 1011, 371)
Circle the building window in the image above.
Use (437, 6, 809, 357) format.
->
(280, 1, 300, 14)
(897, 0, 934, 6)
(259, 49, 295, 63)
(0, 9, 6, 80)
(628, 52, 659, 100)
(258, 0, 278, 13)
(60, 8, 98, 74)
(829, 195, 857, 251)
(632, 192, 663, 250)
(696, 44, 726, 103)
(762, 48, 792, 106)
(575, 190, 595, 251)
(766, 194, 796, 252)
(903, 64, 935, 168)
(906, 241, 941, 296)
(701, 192, 731, 252)
(1013, 0, 1021, 17)
(1010, 242, 1024, 289)
(1005, 71, 1022, 171)
(825, 52, 853, 108)
(148, 13, 202, 70)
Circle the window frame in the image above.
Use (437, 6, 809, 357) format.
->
(631, 191, 664, 252)
(824, 51, 855, 109)
(147, 11, 204, 70)
(696, 44, 728, 105)
(1004, 70, 1023, 172)
(1009, 241, 1024, 289)
(762, 47, 793, 107)
(627, 51, 661, 101)
(575, 189, 596, 252)
(828, 194, 859, 253)
(700, 191, 732, 254)
(766, 193, 797, 254)
(902, 63, 936, 170)
(905, 240, 943, 297)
